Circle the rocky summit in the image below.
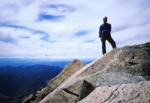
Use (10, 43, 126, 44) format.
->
(23, 42, 150, 103)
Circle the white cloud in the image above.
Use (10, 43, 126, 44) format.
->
(0, 0, 150, 59)
(0, 0, 37, 22)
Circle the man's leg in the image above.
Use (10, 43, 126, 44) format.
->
(107, 35, 116, 49)
(101, 37, 106, 54)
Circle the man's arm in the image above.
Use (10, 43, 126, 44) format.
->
(99, 25, 102, 38)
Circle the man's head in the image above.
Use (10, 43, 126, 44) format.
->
(103, 17, 107, 24)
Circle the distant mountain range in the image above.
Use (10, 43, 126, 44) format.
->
(0, 58, 93, 103)
(0, 58, 72, 67)
(0, 64, 62, 97)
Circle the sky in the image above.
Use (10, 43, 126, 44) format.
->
(0, 0, 150, 60)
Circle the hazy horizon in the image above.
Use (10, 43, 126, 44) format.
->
(0, 57, 93, 67)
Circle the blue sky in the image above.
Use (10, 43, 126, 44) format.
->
(0, 0, 150, 59)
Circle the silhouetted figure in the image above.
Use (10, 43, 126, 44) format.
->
(99, 17, 116, 54)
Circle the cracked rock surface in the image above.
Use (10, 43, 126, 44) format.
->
(37, 42, 150, 103)
(78, 81, 150, 103)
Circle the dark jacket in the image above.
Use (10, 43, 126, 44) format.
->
(99, 23, 111, 38)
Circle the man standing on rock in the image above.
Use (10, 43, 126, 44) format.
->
(99, 17, 116, 54)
